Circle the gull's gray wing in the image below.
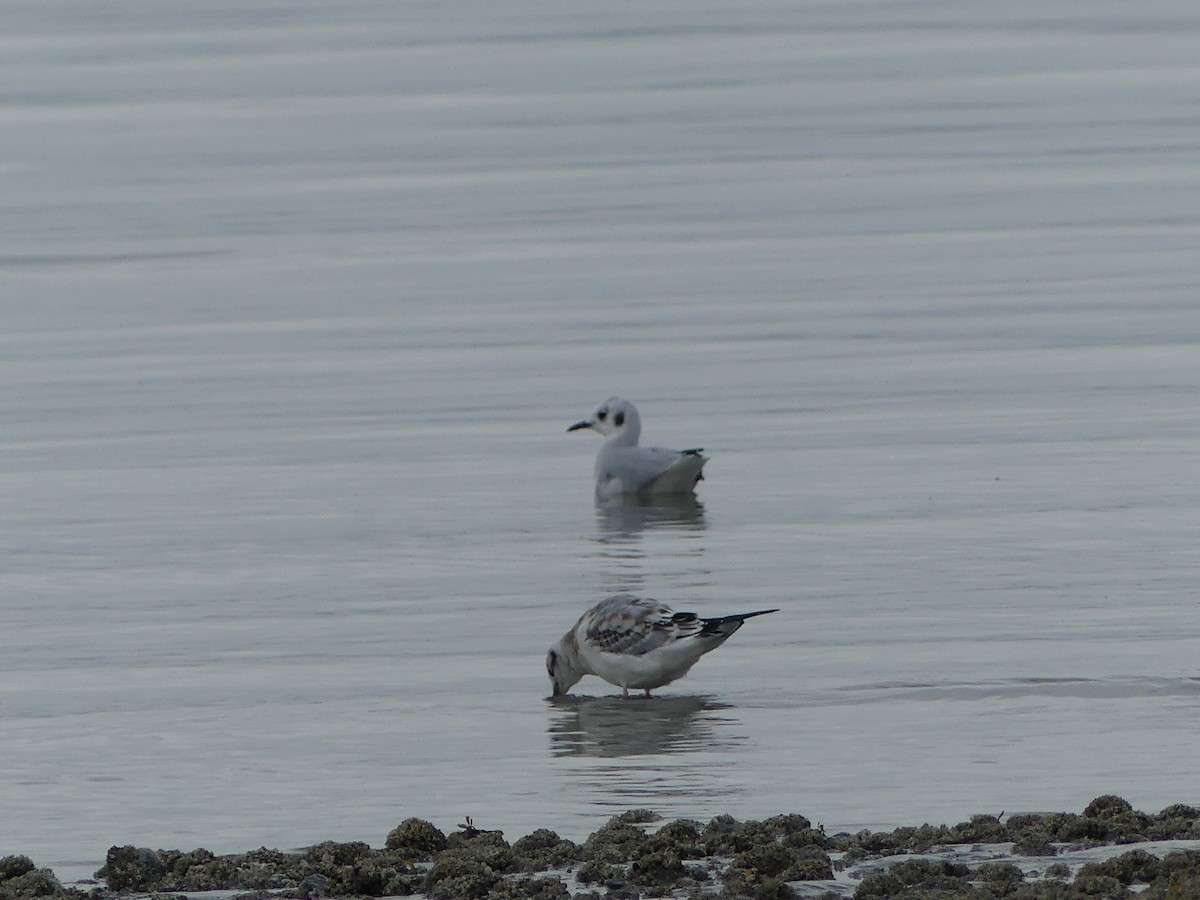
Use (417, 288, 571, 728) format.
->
(598, 444, 689, 490)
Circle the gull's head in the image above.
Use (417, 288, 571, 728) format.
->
(546, 638, 584, 697)
(567, 397, 640, 441)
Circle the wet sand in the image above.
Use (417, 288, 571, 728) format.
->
(5, 795, 1199, 899)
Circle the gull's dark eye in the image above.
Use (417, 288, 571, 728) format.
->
(597, 408, 607, 421)
(614, 411, 625, 427)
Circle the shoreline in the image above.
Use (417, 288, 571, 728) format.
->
(5, 795, 1199, 899)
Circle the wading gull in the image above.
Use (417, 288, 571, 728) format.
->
(567, 397, 707, 498)
(546, 594, 778, 698)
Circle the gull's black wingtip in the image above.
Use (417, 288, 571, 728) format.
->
(739, 608, 780, 619)
(698, 608, 780, 635)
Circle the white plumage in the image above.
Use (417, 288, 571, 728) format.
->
(567, 397, 707, 498)
(546, 594, 778, 697)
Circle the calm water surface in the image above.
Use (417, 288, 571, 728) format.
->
(3, 0, 1199, 882)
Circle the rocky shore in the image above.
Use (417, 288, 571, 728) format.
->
(4, 796, 1200, 899)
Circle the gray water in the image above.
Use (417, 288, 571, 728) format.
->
(4, 0, 1199, 882)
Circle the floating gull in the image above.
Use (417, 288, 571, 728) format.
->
(546, 594, 778, 698)
(567, 397, 707, 498)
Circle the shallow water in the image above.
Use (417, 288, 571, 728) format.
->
(3, 0, 1199, 883)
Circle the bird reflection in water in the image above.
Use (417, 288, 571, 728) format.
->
(546, 694, 745, 758)
(593, 493, 706, 542)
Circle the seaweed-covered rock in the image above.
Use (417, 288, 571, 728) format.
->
(730, 843, 797, 879)
(836, 828, 911, 863)
(628, 846, 687, 889)
(581, 813, 653, 863)
(447, 828, 509, 853)
(487, 875, 571, 899)
(1011, 824, 1058, 857)
(1083, 796, 1136, 820)
(303, 841, 373, 869)
(787, 845, 835, 881)
(295, 841, 419, 897)
(703, 816, 797, 856)
(617, 810, 663, 825)
(949, 813, 1007, 844)
(384, 819, 447, 858)
(419, 826, 517, 900)
(1077, 795, 1152, 843)
(720, 870, 797, 899)
(701, 816, 833, 882)
(511, 829, 579, 871)
(157, 849, 237, 891)
(1069, 871, 1127, 897)
(573, 857, 617, 885)
(1145, 850, 1200, 899)
(96, 846, 166, 891)
(423, 852, 502, 899)
(1148, 805, 1200, 841)
(1044, 861, 1072, 881)
(649, 820, 706, 859)
(976, 860, 1024, 890)
(1079, 849, 1163, 886)
(762, 814, 826, 849)
(0, 857, 63, 900)
(602, 881, 640, 900)
(0, 859, 36, 882)
(853, 859, 971, 898)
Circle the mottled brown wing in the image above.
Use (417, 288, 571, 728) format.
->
(583, 595, 703, 656)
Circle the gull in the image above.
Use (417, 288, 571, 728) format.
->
(567, 397, 707, 498)
(546, 594, 778, 698)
